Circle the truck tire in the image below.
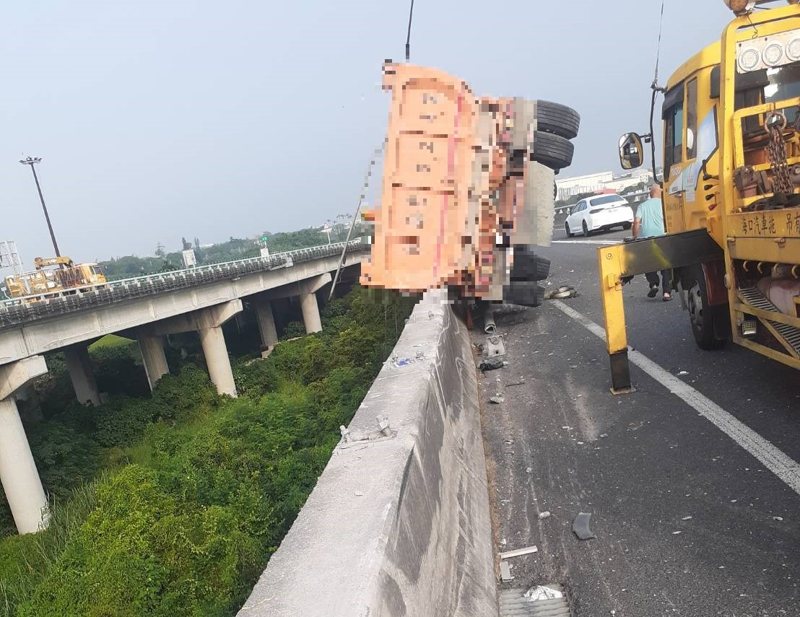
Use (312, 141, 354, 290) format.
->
(511, 246, 551, 281)
(503, 281, 545, 307)
(536, 100, 581, 140)
(687, 271, 727, 350)
(532, 131, 574, 172)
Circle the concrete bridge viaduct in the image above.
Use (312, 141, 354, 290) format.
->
(0, 241, 367, 534)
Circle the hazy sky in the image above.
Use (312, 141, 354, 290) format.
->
(1, 0, 733, 263)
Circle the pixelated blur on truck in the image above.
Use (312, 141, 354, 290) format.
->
(360, 62, 580, 307)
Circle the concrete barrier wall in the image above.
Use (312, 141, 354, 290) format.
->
(238, 291, 498, 617)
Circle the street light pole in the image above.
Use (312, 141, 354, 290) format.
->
(19, 156, 61, 257)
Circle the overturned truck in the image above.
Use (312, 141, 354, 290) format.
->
(361, 62, 580, 306)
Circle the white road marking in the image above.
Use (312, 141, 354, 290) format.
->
(552, 239, 621, 245)
(551, 299, 800, 496)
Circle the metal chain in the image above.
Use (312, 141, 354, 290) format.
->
(765, 111, 794, 195)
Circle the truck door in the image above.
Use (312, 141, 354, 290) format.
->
(663, 81, 686, 233)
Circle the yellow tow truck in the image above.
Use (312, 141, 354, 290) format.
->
(601, 0, 800, 391)
(4, 256, 107, 300)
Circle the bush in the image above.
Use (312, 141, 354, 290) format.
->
(17, 466, 259, 617)
(0, 285, 416, 617)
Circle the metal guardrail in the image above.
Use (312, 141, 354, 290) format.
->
(0, 239, 370, 330)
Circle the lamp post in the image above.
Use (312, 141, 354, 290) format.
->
(19, 156, 61, 257)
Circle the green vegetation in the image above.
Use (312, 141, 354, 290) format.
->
(0, 286, 415, 617)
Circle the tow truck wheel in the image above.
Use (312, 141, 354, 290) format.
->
(688, 275, 727, 351)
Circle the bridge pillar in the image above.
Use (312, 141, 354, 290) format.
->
(300, 291, 322, 334)
(137, 331, 169, 391)
(199, 325, 237, 397)
(0, 356, 50, 534)
(152, 300, 242, 397)
(63, 343, 101, 406)
(254, 299, 279, 352)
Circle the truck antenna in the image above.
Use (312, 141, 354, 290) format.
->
(649, 0, 667, 185)
(405, 0, 415, 62)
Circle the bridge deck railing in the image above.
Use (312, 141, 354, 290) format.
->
(0, 239, 369, 330)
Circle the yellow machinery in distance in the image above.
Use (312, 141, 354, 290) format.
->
(602, 1, 800, 392)
(4, 256, 106, 299)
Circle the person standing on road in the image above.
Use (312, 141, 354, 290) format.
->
(632, 184, 672, 302)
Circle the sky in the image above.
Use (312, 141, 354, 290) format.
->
(0, 0, 734, 264)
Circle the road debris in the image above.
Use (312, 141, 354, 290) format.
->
(499, 545, 539, 559)
(681, 515, 693, 521)
(500, 560, 514, 582)
(489, 395, 505, 404)
(338, 416, 396, 448)
(538, 511, 551, 520)
(546, 285, 578, 300)
(572, 512, 596, 540)
(479, 357, 506, 371)
(524, 585, 564, 601)
(391, 356, 416, 368)
(773, 516, 784, 521)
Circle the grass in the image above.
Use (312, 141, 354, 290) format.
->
(88, 335, 135, 352)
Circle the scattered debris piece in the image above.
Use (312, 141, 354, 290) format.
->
(489, 395, 505, 405)
(773, 516, 784, 522)
(672, 531, 682, 535)
(500, 560, 514, 582)
(538, 511, 551, 520)
(525, 467, 533, 474)
(678, 370, 689, 376)
(479, 357, 505, 371)
(545, 285, 578, 300)
(339, 416, 396, 447)
(485, 335, 507, 358)
(572, 512, 596, 540)
(354, 491, 364, 497)
(499, 545, 539, 560)
(681, 516, 693, 521)
(524, 585, 563, 601)
(506, 379, 526, 387)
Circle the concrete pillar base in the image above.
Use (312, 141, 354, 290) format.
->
(199, 326, 237, 397)
(300, 291, 322, 334)
(138, 332, 169, 391)
(63, 344, 101, 406)
(254, 299, 279, 351)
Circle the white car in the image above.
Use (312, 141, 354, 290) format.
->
(564, 194, 634, 237)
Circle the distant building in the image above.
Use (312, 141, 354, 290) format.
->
(556, 168, 656, 202)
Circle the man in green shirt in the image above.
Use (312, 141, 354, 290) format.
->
(633, 184, 672, 301)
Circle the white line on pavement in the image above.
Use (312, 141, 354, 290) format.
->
(551, 299, 800, 496)
(552, 240, 621, 245)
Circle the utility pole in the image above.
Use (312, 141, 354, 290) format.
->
(19, 156, 61, 257)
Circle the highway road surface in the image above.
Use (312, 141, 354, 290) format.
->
(478, 228, 800, 617)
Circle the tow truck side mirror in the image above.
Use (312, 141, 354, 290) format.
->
(618, 133, 644, 170)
